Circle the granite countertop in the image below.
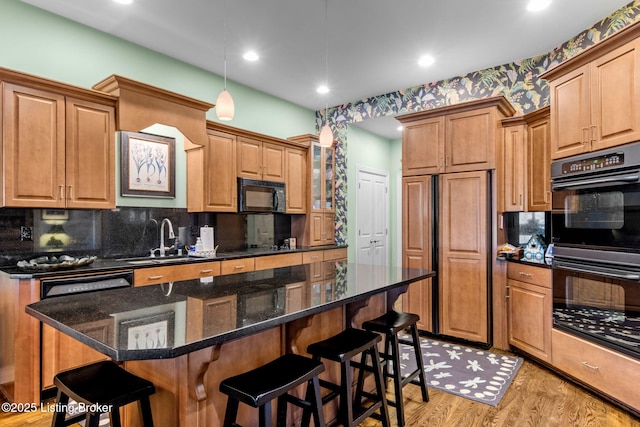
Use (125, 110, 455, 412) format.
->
(26, 262, 433, 361)
(2, 245, 347, 279)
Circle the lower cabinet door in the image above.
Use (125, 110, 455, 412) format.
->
(507, 279, 552, 362)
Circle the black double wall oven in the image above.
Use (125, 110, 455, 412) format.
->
(551, 142, 640, 359)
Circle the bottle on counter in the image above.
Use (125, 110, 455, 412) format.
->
(195, 237, 204, 255)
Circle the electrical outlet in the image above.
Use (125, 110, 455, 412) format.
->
(20, 226, 33, 242)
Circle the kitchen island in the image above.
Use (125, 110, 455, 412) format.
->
(26, 261, 434, 427)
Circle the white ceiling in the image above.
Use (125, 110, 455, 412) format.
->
(22, 0, 631, 139)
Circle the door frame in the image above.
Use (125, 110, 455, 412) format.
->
(355, 165, 390, 265)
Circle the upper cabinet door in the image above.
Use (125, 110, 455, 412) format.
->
(402, 117, 444, 176)
(2, 83, 66, 208)
(445, 107, 496, 173)
(549, 65, 591, 159)
(284, 146, 307, 214)
(237, 137, 285, 182)
(236, 137, 263, 180)
(590, 39, 640, 152)
(65, 97, 115, 209)
(527, 115, 551, 211)
(262, 142, 285, 182)
(203, 130, 237, 212)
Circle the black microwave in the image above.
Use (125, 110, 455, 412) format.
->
(238, 178, 286, 213)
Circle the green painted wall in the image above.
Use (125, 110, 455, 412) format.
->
(346, 125, 401, 264)
(0, 0, 315, 140)
(0, 0, 398, 254)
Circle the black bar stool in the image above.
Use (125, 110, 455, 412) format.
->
(219, 353, 325, 427)
(361, 311, 429, 427)
(51, 360, 155, 427)
(305, 328, 390, 427)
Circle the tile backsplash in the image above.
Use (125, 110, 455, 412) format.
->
(0, 208, 291, 266)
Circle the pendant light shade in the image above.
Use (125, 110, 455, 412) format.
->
(319, 122, 333, 147)
(216, 88, 234, 121)
(216, 0, 234, 121)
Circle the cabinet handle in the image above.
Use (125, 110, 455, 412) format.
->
(234, 265, 245, 269)
(310, 255, 319, 260)
(518, 272, 532, 277)
(148, 275, 164, 280)
(445, 156, 449, 167)
(581, 361, 599, 372)
(59, 185, 65, 200)
(519, 194, 523, 207)
(67, 185, 73, 200)
(200, 269, 213, 274)
(545, 191, 551, 204)
(505, 285, 510, 299)
(582, 127, 589, 144)
(590, 125, 597, 143)
(439, 156, 444, 168)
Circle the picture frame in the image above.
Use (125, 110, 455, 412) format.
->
(118, 311, 175, 350)
(120, 131, 176, 198)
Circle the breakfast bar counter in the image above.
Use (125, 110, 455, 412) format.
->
(26, 261, 434, 426)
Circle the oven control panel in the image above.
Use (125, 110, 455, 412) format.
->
(561, 151, 625, 174)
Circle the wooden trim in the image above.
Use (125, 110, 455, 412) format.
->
(93, 74, 213, 111)
(0, 67, 117, 105)
(396, 95, 516, 124)
(207, 121, 309, 149)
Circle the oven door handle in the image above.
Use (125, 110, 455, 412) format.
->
(551, 173, 640, 190)
(554, 260, 640, 281)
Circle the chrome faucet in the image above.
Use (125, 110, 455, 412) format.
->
(158, 218, 175, 257)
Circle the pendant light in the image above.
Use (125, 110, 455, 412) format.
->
(318, 0, 334, 148)
(216, 1, 234, 121)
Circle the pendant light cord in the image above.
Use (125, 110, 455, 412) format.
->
(324, 0, 329, 125)
(223, 0, 228, 90)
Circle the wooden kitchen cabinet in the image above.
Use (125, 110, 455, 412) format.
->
(134, 261, 221, 286)
(41, 321, 110, 389)
(401, 175, 433, 333)
(499, 106, 551, 212)
(237, 136, 285, 182)
(439, 170, 489, 344)
(501, 120, 527, 212)
(526, 108, 552, 211)
(289, 134, 336, 247)
(284, 146, 307, 213)
(543, 27, 640, 159)
(186, 128, 237, 212)
(507, 262, 552, 363)
(552, 328, 640, 411)
(2, 82, 116, 209)
(398, 97, 516, 176)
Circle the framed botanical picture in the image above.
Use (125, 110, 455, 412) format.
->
(120, 131, 176, 198)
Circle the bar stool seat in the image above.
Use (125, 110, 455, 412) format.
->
(362, 311, 429, 427)
(219, 353, 325, 427)
(306, 328, 390, 427)
(51, 360, 155, 427)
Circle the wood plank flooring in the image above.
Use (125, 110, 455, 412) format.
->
(2, 350, 640, 426)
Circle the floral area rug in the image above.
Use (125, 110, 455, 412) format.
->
(397, 335, 523, 406)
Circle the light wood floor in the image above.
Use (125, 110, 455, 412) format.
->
(2, 351, 640, 427)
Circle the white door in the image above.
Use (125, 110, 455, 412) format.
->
(356, 167, 389, 265)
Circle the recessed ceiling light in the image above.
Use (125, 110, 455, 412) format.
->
(397, 125, 403, 132)
(113, 0, 133, 4)
(527, 0, 551, 12)
(317, 85, 329, 94)
(243, 51, 259, 61)
(418, 55, 435, 67)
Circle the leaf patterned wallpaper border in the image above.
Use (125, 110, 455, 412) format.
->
(321, 2, 640, 246)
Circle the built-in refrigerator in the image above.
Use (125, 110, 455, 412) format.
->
(403, 170, 492, 345)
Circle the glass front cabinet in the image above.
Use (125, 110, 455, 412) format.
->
(289, 134, 336, 246)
